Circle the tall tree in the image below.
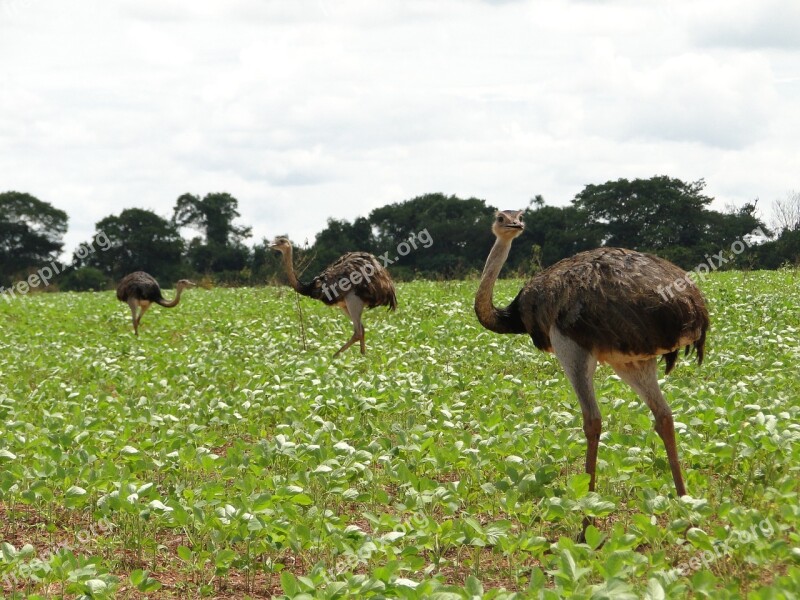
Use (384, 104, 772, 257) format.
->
(572, 176, 714, 251)
(172, 193, 251, 273)
(77, 208, 185, 282)
(0, 191, 68, 285)
(173, 192, 251, 245)
(368, 193, 496, 277)
(756, 229, 800, 268)
(520, 196, 601, 267)
(757, 191, 800, 268)
(306, 216, 376, 276)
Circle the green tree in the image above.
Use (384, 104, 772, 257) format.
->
(0, 191, 68, 285)
(306, 216, 376, 276)
(572, 176, 714, 252)
(59, 266, 109, 292)
(756, 191, 800, 268)
(520, 196, 600, 267)
(699, 201, 768, 268)
(78, 208, 185, 282)
(172, 192, 252, 273)
(368, 193, 496, 278)
(755, 229, 800, 268)
(173, 192, 251, 246)
(570, 176, 769, 269)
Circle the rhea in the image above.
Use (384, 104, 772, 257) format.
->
(475, 210, 709, 503)
(270, 237, 397, 357)
(116, 271, 196, 335)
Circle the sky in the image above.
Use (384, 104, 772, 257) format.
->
(1, 0, 798, 256)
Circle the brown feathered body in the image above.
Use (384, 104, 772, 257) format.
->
(490, 247, 708, 373)
(294, 252, 397, 311)
(116, 271, 170, 305)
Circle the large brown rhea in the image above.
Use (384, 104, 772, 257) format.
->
(475, 210, 709, 529)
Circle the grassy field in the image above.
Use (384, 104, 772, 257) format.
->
(0, 271, 799, 599)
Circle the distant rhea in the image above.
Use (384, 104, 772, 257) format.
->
(270, 237, 397, 357)
(116, 271, 196, 335)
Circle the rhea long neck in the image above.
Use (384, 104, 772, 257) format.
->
(474, 235, 523, 334)
(158, 286, 185, 308)
(280, 247, 303, 292)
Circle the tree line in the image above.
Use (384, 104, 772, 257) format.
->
(1, 176, 799, 293)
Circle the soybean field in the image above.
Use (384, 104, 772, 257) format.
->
(0, 271, 799, 598)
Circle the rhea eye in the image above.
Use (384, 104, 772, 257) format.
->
(496, 216, 503, 222)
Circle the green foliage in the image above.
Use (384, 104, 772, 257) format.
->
(0, 191, 68, 286)
(0, 272, 798, 598)
(573, 176, 714, 251)
(77, 207, 185, 282)
(520, 197, 601, 267)
(308, 217, 376, 277)
(173, 192, 252, 247)
(58, 266, 109, 292)
(368, 193, 497, 278)
(297, 194, 494, 279)
(5, 181, 796, 289)
(570, 177, 769, 270)
(173, 192, 252, 274)
(573, 176, 769, 270)
(302, 181, 776, 279)
(755, 229, 800, 268)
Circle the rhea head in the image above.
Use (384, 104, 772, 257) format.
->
(493, 210, 525, 240)
(269, 237, 292, 254)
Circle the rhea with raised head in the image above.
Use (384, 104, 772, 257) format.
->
(475, 210, 709, 522)
(270, 237, 397, 357)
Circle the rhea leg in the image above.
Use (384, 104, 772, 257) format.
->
(333, 294, 365, 357)
(137, 301, 151, 333)
(128, 299, 140, 335)
(611, 359, 687, 497)
(551, 328, 601, 540)
(550, 328, 601, 490)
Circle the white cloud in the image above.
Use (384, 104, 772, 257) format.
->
(583, 52, 779, 148)
(0, 0, 797, 257)
(689, 0, 800, 50)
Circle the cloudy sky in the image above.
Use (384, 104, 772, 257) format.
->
(1, 0, 798, 256)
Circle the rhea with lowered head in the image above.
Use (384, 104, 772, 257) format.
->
(475, 210, 709, 515)
(116, 271, 196, 335)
